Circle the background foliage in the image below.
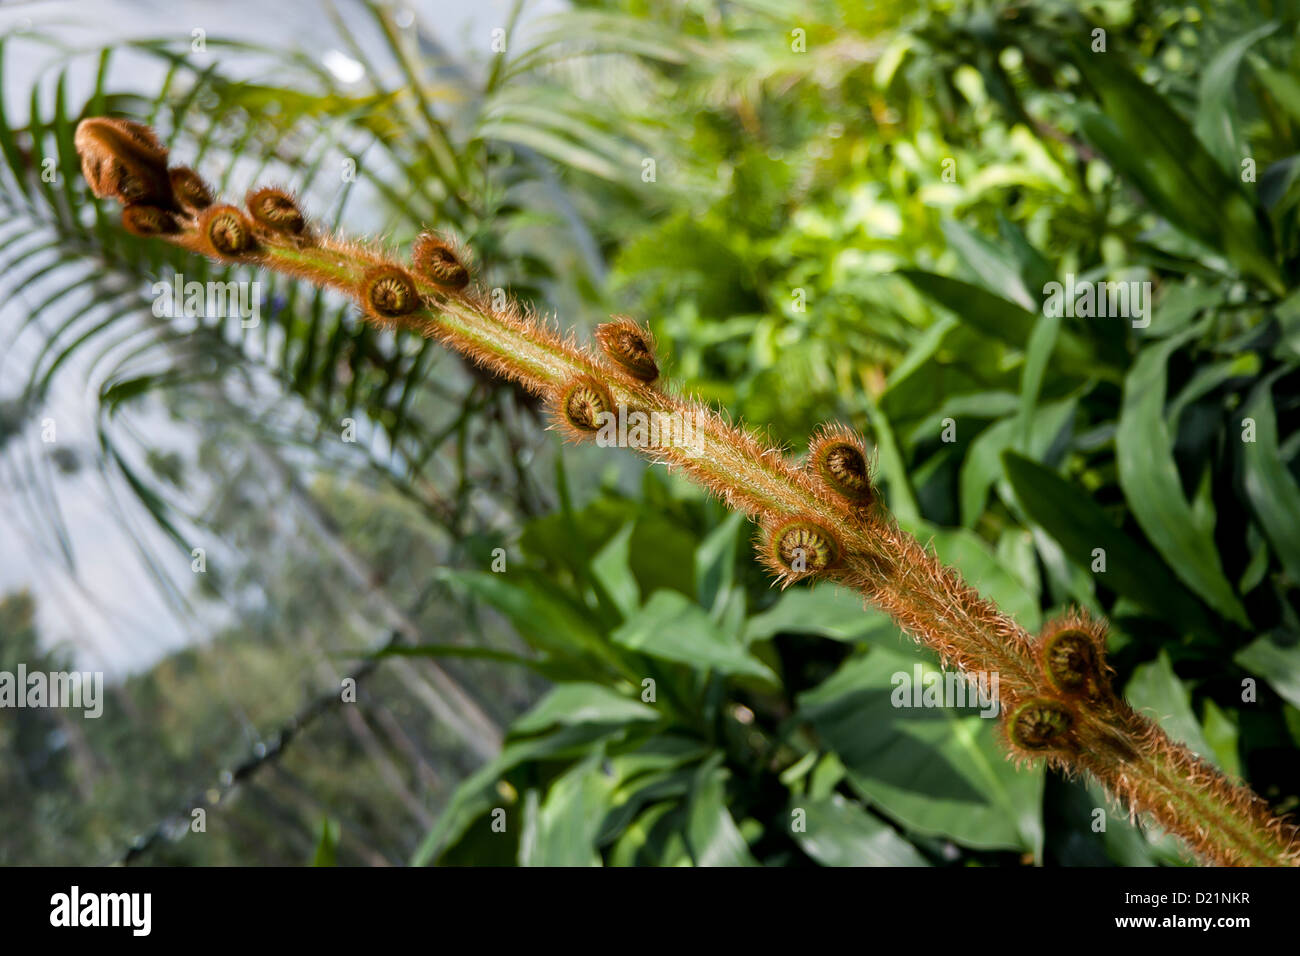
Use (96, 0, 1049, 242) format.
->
(1, 0, 1298, 865)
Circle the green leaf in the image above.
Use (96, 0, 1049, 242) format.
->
(695, 510, 745, 616)
(1125, 651, 1218, 767)
(1235, 634, 1300, 710)
(997, 213, 1058, 294)
(1116, 333, 1249, 625)
(612, 590, 778, 683)
(862, 389, 919, 524)
(519, 753, 614, 866)
(941, 220, 1035, 311)
(685, 758, 757, 866)
(1073, 49, 1283, 293)
(628, 515, 698, 600)
(743, 584, 900, 645)
(597, 768, 696, 848)
(510, 682, 659, 737)
(1240, 375, 1300, 584)
(1001, 451, 1206, 633)
(520, 10, 693, 69)
(609, 801, 690, 867)
(1195, 22, 1278, 176)
(884, 315, 958, 393)
(900, 270, 1036, 347)
(597, 740, 709, 845)
(311, 817, 340, 867)
(960, 398, 1075, 526)
(790, 793, 930, 867)
(898, 271, 1101, 377)
(1080, 779, 1163, 866)
(1252, 59, 1300, 127)
(436, 568, 615, 673)
(1015, 310, 1060, 451)
(412, 722, 626, 865)
(798, 646, 1043, 854)
(1145, 281, 1225, 340)
(1202, 700, 1242, 780)
(590, 521, 641, 620)
(1167, 352, 1261, 427)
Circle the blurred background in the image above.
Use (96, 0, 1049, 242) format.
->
(1, 0, 1298, 866)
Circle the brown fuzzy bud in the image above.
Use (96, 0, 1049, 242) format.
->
(809, 426, 874, 505)
(765, 518, 840, 583)
(199, 204, 257, 259)
(361, 265, 420, 322)
(557, 377, 613, 436)
(1008, 698, 1075, 752)
(169, 167, 213, 214)
(1039, 618, 1111, 704)
(412, 233, 470, 289)
(596, 317, 659, 382)
(246, 186, 306, 235)
(74, 117, 175, 210)
(121, 204, 180, 237)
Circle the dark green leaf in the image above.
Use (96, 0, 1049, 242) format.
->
(1116, 332, 1249, 624)
(1073, 49, 1283, 293)
(685, 757, 757, 866)
(798, 646, 1043, 853)
(1195, 22, 1278, 176)
(790, 793, 930, 867)
(612, 590, 778, 683)
(1240, 375, 1300, 583)
(1126, 651, 1218, 767)
(1002, 451, 1207, 632)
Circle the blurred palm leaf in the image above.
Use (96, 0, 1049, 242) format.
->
(0, 1, 658, 615)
